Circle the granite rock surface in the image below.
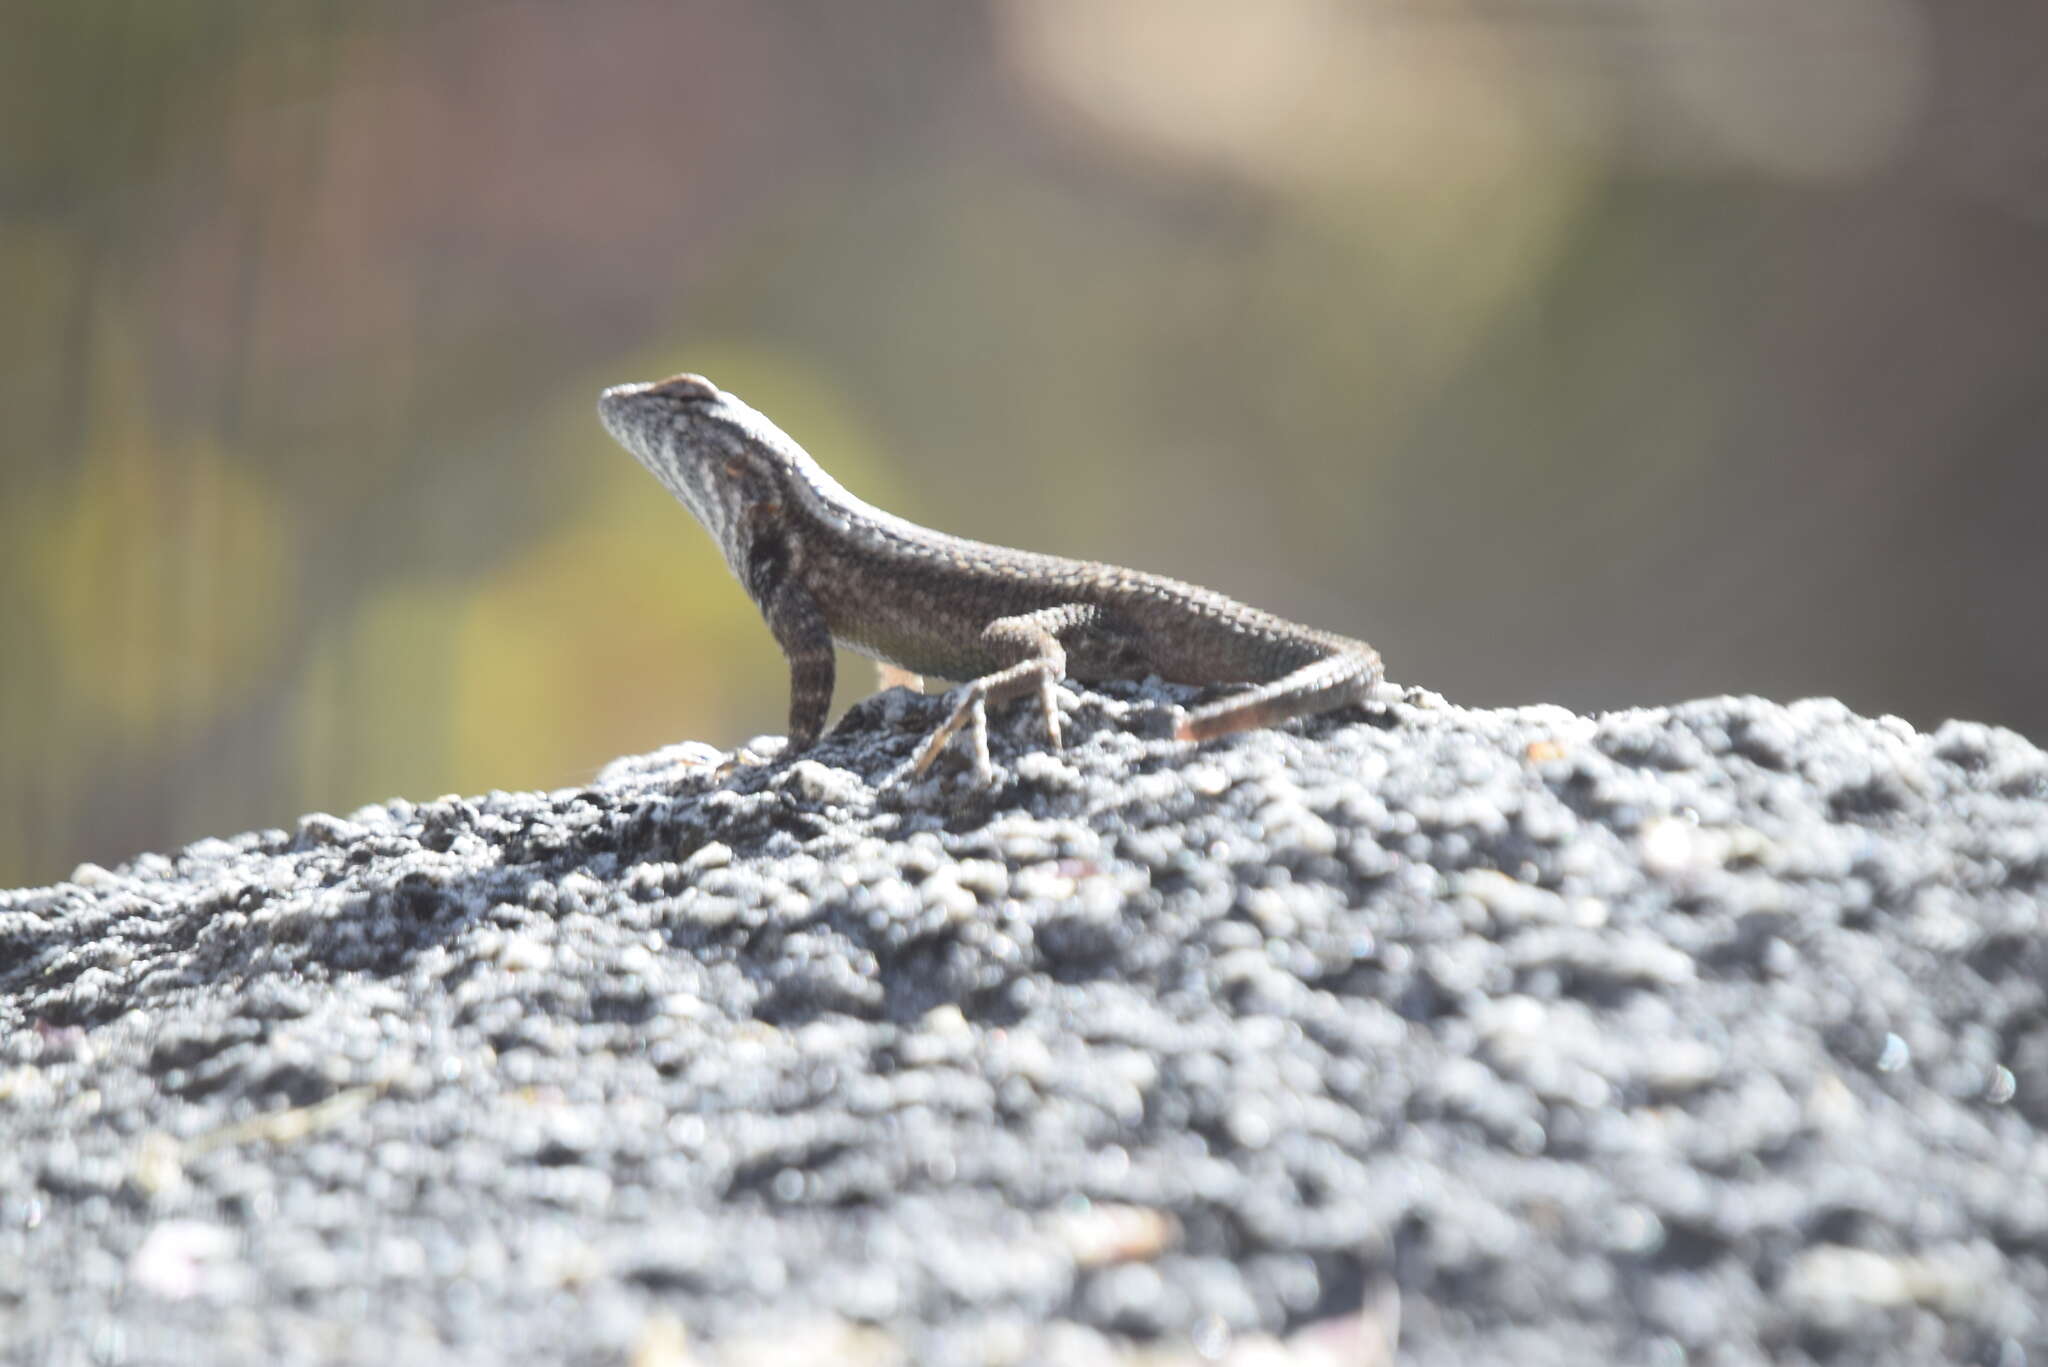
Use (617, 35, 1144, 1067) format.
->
(4, 683, 2046, 1365)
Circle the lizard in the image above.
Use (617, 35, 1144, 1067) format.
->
(597, 373, 1384, 780)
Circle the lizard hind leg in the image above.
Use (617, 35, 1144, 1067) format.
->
(909, 603, 1100, 779)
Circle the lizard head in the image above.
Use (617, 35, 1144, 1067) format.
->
(598, 373, 801, 566)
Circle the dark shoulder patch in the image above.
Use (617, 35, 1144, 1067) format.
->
(744, 530, 790, 603)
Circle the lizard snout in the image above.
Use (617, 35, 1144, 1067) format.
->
(597, 374, 724, 442)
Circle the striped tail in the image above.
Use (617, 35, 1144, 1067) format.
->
(1175, 647, 1381, 743)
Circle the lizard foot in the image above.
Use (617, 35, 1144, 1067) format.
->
(911, 664, 1066, 781)
(912, 686, 994, 781)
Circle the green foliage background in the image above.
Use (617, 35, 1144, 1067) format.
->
(6, 1, 2046, 885)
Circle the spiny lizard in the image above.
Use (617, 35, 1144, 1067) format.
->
(598, 373, 1384, 779)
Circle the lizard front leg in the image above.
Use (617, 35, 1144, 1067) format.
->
(762, 578, 836, 753)
(911, 603, 1104, 779)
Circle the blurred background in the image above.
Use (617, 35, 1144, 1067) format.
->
(4, 0, 2046, 887)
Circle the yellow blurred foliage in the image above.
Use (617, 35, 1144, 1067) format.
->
(294, 577, 474, 812)
(26, 319, 295, 739)
(447, 460, 745, 792)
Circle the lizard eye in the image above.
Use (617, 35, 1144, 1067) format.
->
(724, 460, 744, 478)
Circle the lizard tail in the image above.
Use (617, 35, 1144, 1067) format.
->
(1175, 649, 1382, 743)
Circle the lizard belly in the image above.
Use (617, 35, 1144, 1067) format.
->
(829, 618, 1003, 683)
(818, 574, 1053, 681)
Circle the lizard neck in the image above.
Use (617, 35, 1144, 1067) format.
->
(775, 445, 957, 559)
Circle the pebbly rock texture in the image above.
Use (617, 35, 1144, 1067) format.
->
(3, 682, 2047, 1366)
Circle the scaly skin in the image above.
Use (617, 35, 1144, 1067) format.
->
(598, 373, 1383, 778)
